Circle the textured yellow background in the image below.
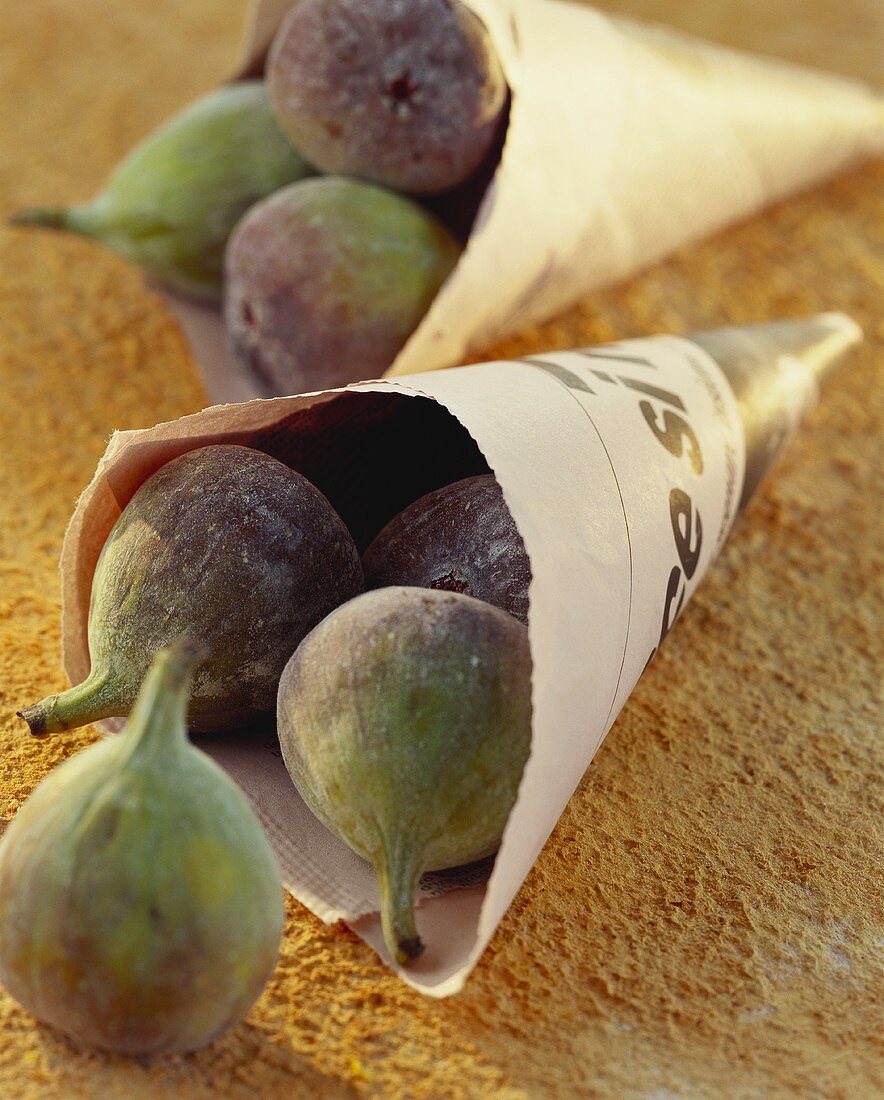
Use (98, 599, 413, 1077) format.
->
(1, 2, 882, 1096)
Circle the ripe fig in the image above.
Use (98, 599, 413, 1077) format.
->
(267, 0, 507, 196)
(11, 82, 312, 301)
(225, 177, 461, 394)
(277, 587, 532, 965)
(0, 642, 284, 1055)
(362, 474, 531, 623)
(20, 445, 363, 735)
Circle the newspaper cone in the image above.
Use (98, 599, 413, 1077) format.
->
(167, 0, 883, 402)
(56, 313, 860, 995)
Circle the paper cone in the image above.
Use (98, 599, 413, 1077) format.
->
(56, 312, 861, 996)
(167, 0, 882, 402)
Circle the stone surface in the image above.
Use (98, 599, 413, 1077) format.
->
(0, 1, 881, 1096)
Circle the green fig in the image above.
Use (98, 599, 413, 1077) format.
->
(0, 642, 284, 1055)
(277, 586, 532, 965)
(11, 82, 313, 301)
(20, 445, 363, 736)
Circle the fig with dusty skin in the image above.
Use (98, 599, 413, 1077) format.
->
(20, 445, 363, 735)
(0, 642, 284, 1055)
(362, 474, 531, 623)
(224, 177, 461, 394)
(277, 586, 532, 965)
(267, 0, 507, 195)
(11, 82, 313, 301)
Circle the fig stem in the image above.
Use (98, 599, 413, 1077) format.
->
(375, 845, 425, 967)
(9, 204, 102, 238)
(10, 207, 72, 230)
(123, 640, 206, 758)
(18, 670, 121, 737)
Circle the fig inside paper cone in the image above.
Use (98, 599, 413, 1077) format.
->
(166, 0, 882, 403)
(58, 315, 859, 995)
(62, 390, 496, 688)
(387, 0, 882, 379)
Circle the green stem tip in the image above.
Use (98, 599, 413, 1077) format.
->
(17, 640, 207, 740)
(17, 670, 121, 738)
(9, 206, 71, 230)
(376, 849, 425, 967)
(17, 701, 54, 738)
(144, 638, 207, 696)
(121, 638, 208, 757)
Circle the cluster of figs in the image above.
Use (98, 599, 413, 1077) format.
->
(1, 444, 533, 1055)
(13, 0, 508, 393)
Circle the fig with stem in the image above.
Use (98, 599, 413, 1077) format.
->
(12, 82, 313, 300)
(0, 641, 284, 1055)
(20, 445, 363, 735)
(277, 587, 532, 964)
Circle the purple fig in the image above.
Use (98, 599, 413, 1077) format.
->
(267, 0, 508, 196)
(363, 474, 531, 623)
(20, 445, 363, 735)
(225, 177, 460, 394)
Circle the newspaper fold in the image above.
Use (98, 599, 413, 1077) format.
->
(168, 0, 883, 402)
(58, 312, 861, 995)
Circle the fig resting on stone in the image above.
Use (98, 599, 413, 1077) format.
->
(267, 0, 508, 196)
(362, 474, 531, 623)
(0, 642, 284, 1055)
(277, 586, 532, 965)
(20, 444, 363, 735)
(11, 82, 313, 301)
(225, 177, 461, 394)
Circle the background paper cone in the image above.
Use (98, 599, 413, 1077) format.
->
(169, 0, 883, 402)
(57, 313, 861, 996)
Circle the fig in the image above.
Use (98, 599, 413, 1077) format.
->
(267, 0, 507, 196)
(277, 586, 532, 965)
(225, 177, 461, 394)
(20, 445, 363, 735)
(0, 642, 284, 1055)
(362, 474, 531, 623)
(11, 82, 312, 301)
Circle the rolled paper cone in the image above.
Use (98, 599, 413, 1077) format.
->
(57, 313, 861, 995)
(165, 0, 882, 401)
(689, 313, 864, 511)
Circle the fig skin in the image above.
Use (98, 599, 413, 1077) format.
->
(225, 177, 461, 394)
(11, 82, 312, 301)
(20, 445, 363, 735)
(362, 474, 531, 623)
(0, 642, 284, 1055)
(267, 0, 507, 196)
(277, 586, 532, 965)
